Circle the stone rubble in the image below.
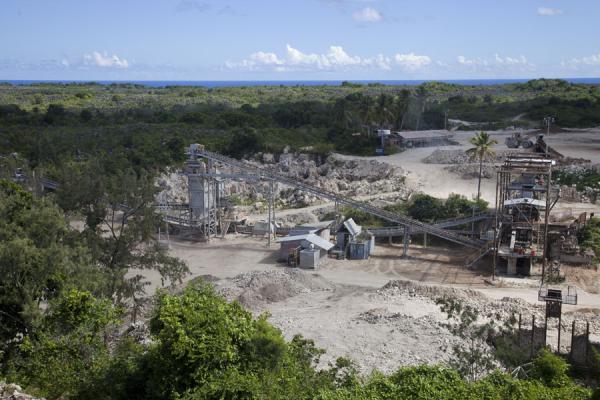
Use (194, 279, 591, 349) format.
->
(0, 383, 43, 400)
(156, 153, 409, 208)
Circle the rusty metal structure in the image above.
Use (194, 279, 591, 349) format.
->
(492, 155, 559, 277)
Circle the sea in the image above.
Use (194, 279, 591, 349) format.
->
(2, 78, 600, 87)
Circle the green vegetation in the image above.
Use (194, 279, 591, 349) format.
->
(2, 80, 600, 398)
(1, 279, 592, 399)
(343, 193, 488, 227)
(580, 217, 600, 260)
(2, 79, 600, 176)
(0, 178, 187, 365)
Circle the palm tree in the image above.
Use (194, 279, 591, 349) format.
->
(358, 95, 375, 136)
(466, 132, 498, 200)
(375, 94, 394, 128)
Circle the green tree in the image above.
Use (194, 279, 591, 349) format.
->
(8, 289, 122, 400)
(580, 217, 600, 261)
(0, 180, 102, 348)
(407, 194, 446, 222)
(56, 161, 188, 302)
(530, 348, 570, 388)
(466, 132, 498, 200)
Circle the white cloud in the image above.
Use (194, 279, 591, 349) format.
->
(456, 54, 534, 71)
(537, 7, 563, 16)
(363, 54, 392, 70)
(352, 7, 382, 22)
(83, 51, 129, 68)
(457, 56, 488, 66)
(394, 53, 431, 71)
(285, 44, 328, 67)
(250, 51, 283, 65)
(493, 54, 531, 66)
(226, 45, 420, 72)
(561, 54, 600, 68)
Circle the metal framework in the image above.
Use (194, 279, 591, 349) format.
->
(158, 144, 278, 242)
(191, 144, 484, 251)
(492, 155, 558, 278)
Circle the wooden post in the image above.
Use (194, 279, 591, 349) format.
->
(423, 232, 428, 248)
(541, 164, 552, 284)
(585, 321, 590, 363)
(271, 180, 276, 240)
(557, 313, 562, 354)
(402, 225, 411, 258)
(530, 315, 536, 359)
(492, 171, 500, 281)
(267, 181, 273, 247)
(518, 314, 522, 347)
(544, 309, 548, 347)
(570, 320, 576, 360)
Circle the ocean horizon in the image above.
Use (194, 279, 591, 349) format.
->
(2, 78, 600, 88)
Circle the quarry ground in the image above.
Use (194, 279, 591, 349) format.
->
(144, 127, 600, 374)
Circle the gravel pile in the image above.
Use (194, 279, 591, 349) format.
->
(423, 149, 508, 165)
(220, 269, 335, 310)
(444, 164, 495, 180)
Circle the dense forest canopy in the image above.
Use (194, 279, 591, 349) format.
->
(1, 79, 600, 173)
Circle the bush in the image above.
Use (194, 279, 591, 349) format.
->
(530, 348, 571, 388)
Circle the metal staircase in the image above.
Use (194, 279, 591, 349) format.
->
(197, 148, 483, 249)
(465, 241, 495, 268)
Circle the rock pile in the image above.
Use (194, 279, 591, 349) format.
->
(555, 164, 600, 203)
(423, 149, 508, 165)
(0, 383, 43, 400)
(444, 164, 495, 180)
(157, 152, 409, 208)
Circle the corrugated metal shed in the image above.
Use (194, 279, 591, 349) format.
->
(343, 218, 361, 237)
(396, 130, 453, 140)
(277, 233, 335, 251)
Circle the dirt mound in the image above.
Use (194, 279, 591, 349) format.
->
(222, 269, 335, 309)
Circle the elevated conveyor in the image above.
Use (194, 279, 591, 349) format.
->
(196, 148, 484, 249)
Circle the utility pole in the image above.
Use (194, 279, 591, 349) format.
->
(444, 109, 449, 131)
(543, 116, 555, 136)
(543, 116, 555, 156)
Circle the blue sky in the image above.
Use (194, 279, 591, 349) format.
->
(2, 0, 599, 80)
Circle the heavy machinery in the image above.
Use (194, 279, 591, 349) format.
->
(505, 132, 565, 161)
(505, 132, 534, 149)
